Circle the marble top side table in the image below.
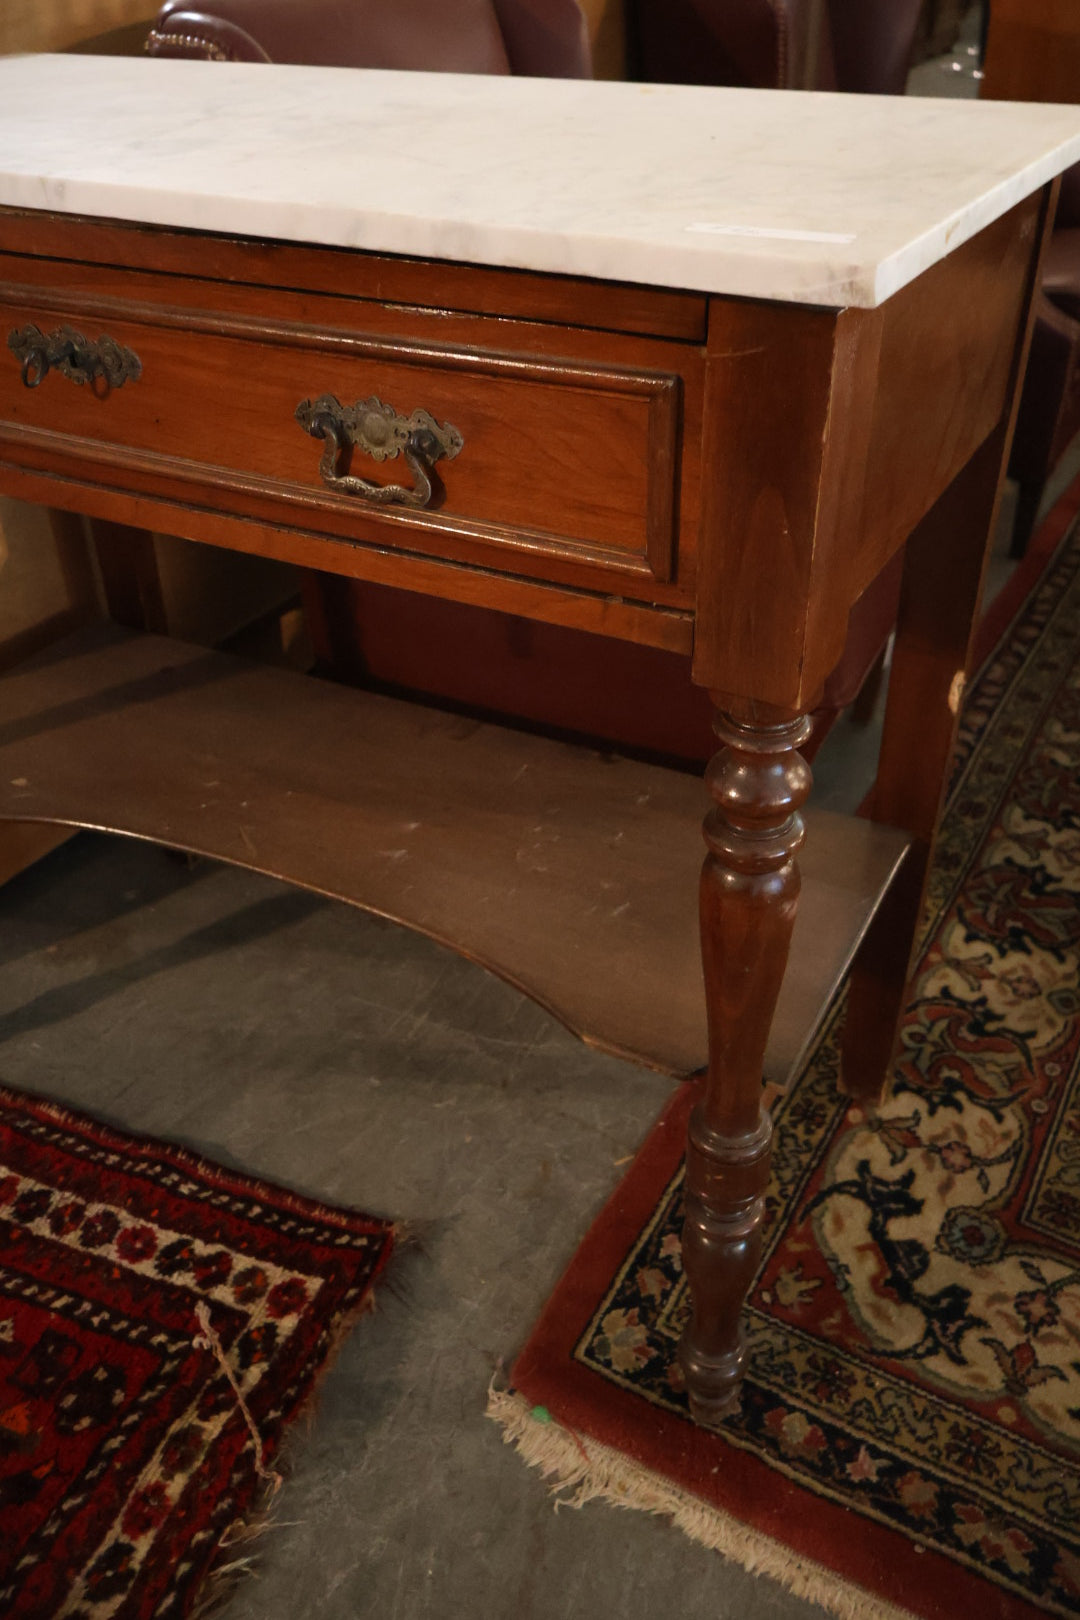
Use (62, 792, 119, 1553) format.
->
(1, 56, 1079, 1423)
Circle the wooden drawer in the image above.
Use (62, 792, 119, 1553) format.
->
(0, 259, 702, 604)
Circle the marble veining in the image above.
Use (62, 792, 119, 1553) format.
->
(3, 54, 1080, 306)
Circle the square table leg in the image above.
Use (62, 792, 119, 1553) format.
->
(843, 422, 1017, 1101)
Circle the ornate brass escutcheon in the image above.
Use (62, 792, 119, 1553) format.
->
(295, 393, 463, 509)
(7, 323, 142, 391)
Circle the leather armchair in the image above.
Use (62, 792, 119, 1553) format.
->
(628, 0, 922, 96)
(983, 0, 1080, 553)
(147, 0, 592, 76)
(1007, 186, 1080, 552)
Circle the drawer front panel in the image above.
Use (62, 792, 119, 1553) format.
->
(1, 287, 685, 597)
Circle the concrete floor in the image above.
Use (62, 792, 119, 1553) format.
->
(1, 831, 829, 1620)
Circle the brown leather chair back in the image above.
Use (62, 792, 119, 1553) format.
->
(149, 0, 590, 76)
(827, 0, 923, 95)
(492, 0, 591, 78)
(628, 0, 827, 91)
(630, 0, 920, 94)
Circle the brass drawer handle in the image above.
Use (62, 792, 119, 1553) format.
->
(7, 323, 142, 391)
(295, 393, 463, 509)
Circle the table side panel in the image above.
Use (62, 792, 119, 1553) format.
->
(691, 195, 1046, 712)
(853, 193, 1044, 600)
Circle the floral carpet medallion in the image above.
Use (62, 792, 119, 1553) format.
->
(509, 515, 1080, 1620)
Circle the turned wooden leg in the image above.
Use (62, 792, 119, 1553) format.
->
(678, 709, 812, 1426)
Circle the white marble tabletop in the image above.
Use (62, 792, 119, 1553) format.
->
(2, 53, 1080, 307)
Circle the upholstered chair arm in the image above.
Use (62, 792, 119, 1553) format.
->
(147, 5, 270, 61)
(147, 0, 513, 73)
(492, 0, 592, 78)
(630, 0, 834, 92)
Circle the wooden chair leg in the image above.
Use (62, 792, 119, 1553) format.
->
(1010, 480, 1042, 560)
(843, 428, 1009, 1102)
(298, 573, 370, 682)
(849, 640, 889, 726)
(678, 707, 812, 1425)
(89, 519, 167, 634)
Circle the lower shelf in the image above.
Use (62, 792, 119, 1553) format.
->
(0, 627, 910, 1081)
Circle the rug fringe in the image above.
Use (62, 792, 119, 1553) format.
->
(187, 1479, 287, 1620)
(487, 1388, 919, 1620)
(188, 1237, 398, 1617)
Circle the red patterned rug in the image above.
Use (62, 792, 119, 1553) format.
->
(0, 1087, 394, 1619)
(492, 491, 1080, 1620)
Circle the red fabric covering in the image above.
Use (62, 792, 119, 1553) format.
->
(0, 1086, 393, 1619)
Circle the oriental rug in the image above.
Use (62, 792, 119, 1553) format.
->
(492, 489, 1080, 1620)
(0, 1087, 394, 1619)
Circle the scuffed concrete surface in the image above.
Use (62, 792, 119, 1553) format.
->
(0, 833, 824, 1620)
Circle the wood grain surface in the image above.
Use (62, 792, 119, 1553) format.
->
(0, 260, 699, 602)
(0, 626, 908, 1082)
